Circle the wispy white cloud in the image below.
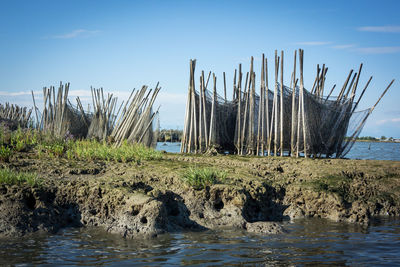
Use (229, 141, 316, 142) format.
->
(50, 29, 101, 39)
(357, 26, 400, 33)
(376, 118, 400, 125)
(0, 90, 41, 96)
(294, 41, 331, 46)
(356, 46, 400, 54)
(331, 44, 357, 50)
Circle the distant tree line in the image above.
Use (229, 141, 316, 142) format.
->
(157, 129, 183, 142)
(345, 136, 396, 142)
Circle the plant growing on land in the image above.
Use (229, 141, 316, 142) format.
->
(181, 167, 227, 190)
(0, 145, 12, 162)
(67, 140, 162, 163)
(0, 168, 42, 187)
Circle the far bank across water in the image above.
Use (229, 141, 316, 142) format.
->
(156, 141, 400, 161)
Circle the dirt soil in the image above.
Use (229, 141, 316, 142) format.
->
(1, 151, 400, 238)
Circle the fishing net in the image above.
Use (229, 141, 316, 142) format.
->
(182, 83, 370, 158)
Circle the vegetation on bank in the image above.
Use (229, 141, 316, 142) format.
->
(0, 127, 162, 164)
(182, 167, 227, 190)
(157, 129, 182, 142)
(345, 136, 399, 142)
(0, 168, 42, 187)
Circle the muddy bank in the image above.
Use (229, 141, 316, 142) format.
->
(1, 152, 399, 238)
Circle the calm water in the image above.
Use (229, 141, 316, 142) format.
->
(157, 141, 400, 161)
(0, 217, 399, 266)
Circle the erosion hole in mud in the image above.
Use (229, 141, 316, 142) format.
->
(131, 206, 140, 216)
(213, 199, 224, 211)
(140, 216, 147, 224)
(25, 194, 36, 210)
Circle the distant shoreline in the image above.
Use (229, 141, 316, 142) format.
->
(353, 140, 400, 143)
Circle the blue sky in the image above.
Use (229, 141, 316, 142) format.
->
(0, 0, 399, 137)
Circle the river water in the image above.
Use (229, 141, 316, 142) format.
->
(1, 217, 399, 266)
(157, 141, 400, 161)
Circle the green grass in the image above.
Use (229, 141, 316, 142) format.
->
(310, 174, 354, 202)
(182, 167, 227, 190)
(0, 145, 12, 162)
(0, 168, 42, 187)
(66, 140, 162, 163)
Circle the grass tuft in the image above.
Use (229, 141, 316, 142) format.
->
(182, 167, 227, 190)
(0, 168, 42, 187)
(67, 140, 162, 163)
(0, 145, 12, 162)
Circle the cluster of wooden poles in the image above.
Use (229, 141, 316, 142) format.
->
(0, 102, 32, 128)
(181, 49, 394, 158)
(30, 82, 160, 147)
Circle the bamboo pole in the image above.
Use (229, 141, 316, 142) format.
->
(188, 60, 195, 153)
(191, 61, 198, 153)
(233, 69, 237, 100)
(299, 49, 307, 158)
(223, 72, 227, 102)
(241, 71, 250, 155)
(257, 58, 263, 155)
(280, 50, 284, 156)
(265, 58, 271, 156)
(260, 54, 265, 156)
(336, 70, 353, 103)
(343, 72, 357, 100)
(324, 84, 336, 103)
(312, 64, 320, 95)
(208, 73, 217, 147)
(31, 90, 39, 129)
(199, 76, 203, 152)
(351, 76, 372, 113)
(274, 51, 279, 156)
(290, 50, 297, 156)
(237, 64, 242, 154)
(201, 71, 209, 148)
(338, 79, 395, 157)
(181, 61, 193, 153)
(249, 57, 255, 154)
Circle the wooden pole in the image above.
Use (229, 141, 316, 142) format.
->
(188, 60, 196, 153)
(338, 79, 395, 157)
(352, 76, 372, 113)
(237, 64, 242, 154)
(201, 71, 209, 149)
(280, 50, 284, 156)
(257, 55, 264, 156)
(241, 70, 251, 155)
(181, 60, 193, 153)
(300, 49, 307, 158)
(274, 51, 279, 156)
(208, 73, 217, 147)
(191, 61, 198, 153)
(31, 90, 39, 129)
(233, 69, 237, 100)
(336, 70, 353, 103)
(265, 58, 271, 156)
(223, 72, 227, 102)
(199, 75, 203, 152)
(260, 54, 265, 156)
(290, 50, 297, 156)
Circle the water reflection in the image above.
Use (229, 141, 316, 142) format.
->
(1, 217, 399, 265)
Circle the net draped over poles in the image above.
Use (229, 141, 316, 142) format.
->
(181, 49, 394, 158)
